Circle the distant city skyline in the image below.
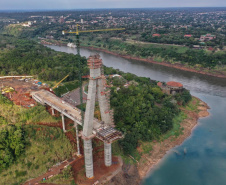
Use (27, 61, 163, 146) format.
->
(1, 0, 226, 10)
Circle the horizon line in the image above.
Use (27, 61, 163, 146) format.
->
(0, 6, 226, 12)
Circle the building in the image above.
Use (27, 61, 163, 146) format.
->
(152, 33, 161, 37)
(208, 47, 214, 51)
(59, 16, 65, 24)
(184, 34, 192, 38)
(200, 34, 216, 41)
(193, 45, 203, 49)
(46, 35, 54, 39)
(22, 23, 30, 27)
(28, 21, 33, 26)
(157, 81, 183, 95)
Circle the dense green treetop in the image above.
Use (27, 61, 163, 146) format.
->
(104, 67, 191, 154)
(0, 125, 25, 172)
(0, 35, 88, 82)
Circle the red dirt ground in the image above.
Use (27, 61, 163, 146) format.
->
(1, 78, 39, 108)
(72, 154, 120, 185)
(36, 110, 121, 185)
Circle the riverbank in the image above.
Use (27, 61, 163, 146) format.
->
(82, 46, 226, 79)
(138, 96, 210, 181)
(109, 96, 210, 185)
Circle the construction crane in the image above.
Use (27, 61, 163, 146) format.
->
(62, 24, 125, 56)
(52, 74, 69, 90)
(62, 24, 125, 125)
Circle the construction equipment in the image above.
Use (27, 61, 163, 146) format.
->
(52, 74, 69, 90)
(1, 87, 14, 94)
(62, 24, 125, 126)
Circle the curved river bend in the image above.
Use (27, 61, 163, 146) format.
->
(48, 45, 226, 185)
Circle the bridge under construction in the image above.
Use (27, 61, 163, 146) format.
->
(31, 54, 123, 179)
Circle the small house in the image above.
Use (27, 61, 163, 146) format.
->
(157, 81, 183, 95)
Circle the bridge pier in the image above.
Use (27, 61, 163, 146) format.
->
(84, 139, 94, 178)
(51, 106, 55, 116)
(75, 122, 81, 156)
(104, 143, 112, 166)
(61, 114, 66, 132)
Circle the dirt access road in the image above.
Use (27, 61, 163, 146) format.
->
(24, 157, 78, 185)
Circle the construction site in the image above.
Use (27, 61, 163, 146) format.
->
(0, 76, 43, 108)
(0, 54, 124, 185)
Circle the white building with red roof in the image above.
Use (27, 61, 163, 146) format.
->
(157, 81, 183, 95)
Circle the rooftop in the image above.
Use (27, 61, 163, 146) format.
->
(166, 81, 183, 87)
(157, 82, 163, 87)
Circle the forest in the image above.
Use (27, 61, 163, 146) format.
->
(82, 38, 226, 69)
(0, 35, 88, 82)
(0, 125, 25, 171)
(103, 67, 191, 155)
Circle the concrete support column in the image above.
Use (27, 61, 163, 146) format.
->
(61, 114, 66, 132)
(75, 123, 81, 156)
(104, 143, 112, 166)
(51, 107, 55, 116)
(83, 80, 97, 136)
(97, 79, 112, 125)
(84, 139, 94, 178)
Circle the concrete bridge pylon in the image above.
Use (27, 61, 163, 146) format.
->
(30, 54, 123, 179)
(82, 54, 115, 178)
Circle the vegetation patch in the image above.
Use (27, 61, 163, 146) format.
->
(104, 67, 192, 156)
(0, 94, 59, 124)
(40, 166, 75, 185)
(0, 125, 74, 185)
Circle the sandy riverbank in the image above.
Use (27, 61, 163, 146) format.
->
(137, 96, 210, 180)
(82, 46, 226, 79)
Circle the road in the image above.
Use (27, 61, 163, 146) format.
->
(24, 157, 79, 185)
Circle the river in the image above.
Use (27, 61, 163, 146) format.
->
(48, 45, 226, 185)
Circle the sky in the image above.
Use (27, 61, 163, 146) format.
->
(0, 0, 226, 10)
